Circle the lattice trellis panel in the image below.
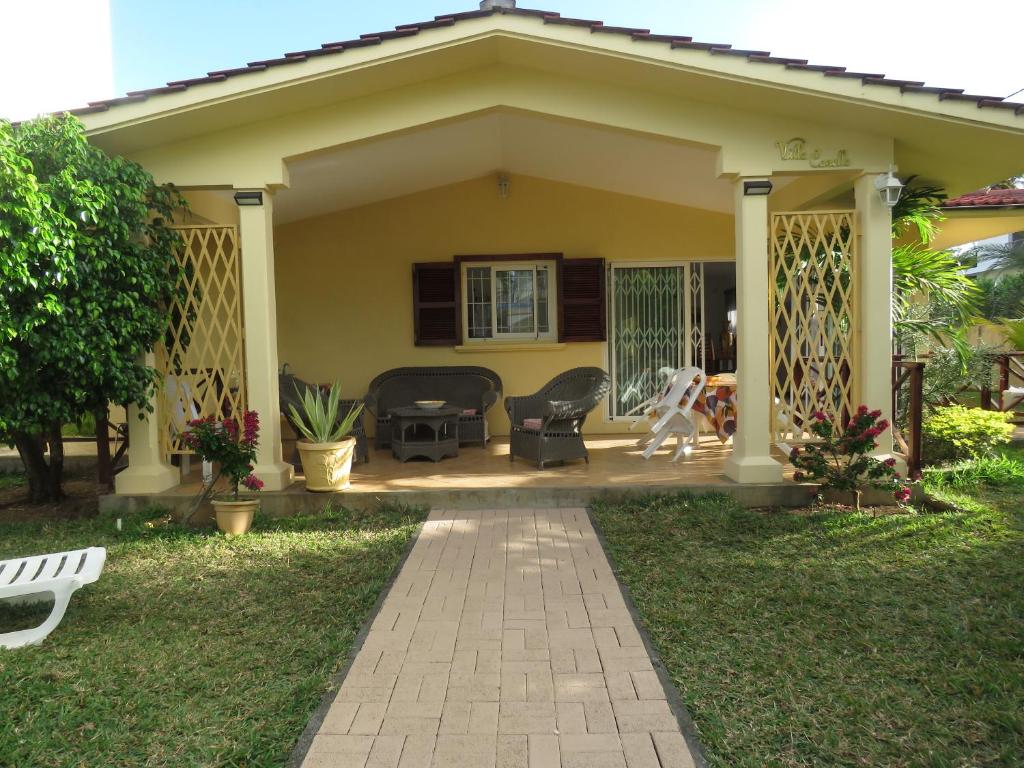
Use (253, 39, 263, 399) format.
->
(157, 226, 247, 455)
(769, 211, 858, 443)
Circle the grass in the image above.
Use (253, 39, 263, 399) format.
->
(0, 472, 26, 491)
(0, 504, 425, 768)
(593, 472, 1024, 766)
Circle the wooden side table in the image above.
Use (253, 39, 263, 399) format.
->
(389, 406, 460, 463)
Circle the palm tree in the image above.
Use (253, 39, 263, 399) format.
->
(890, 180, 979, 360)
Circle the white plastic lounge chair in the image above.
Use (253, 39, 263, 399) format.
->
(640, 367, 707, 461)
(0, 547, 106, 649)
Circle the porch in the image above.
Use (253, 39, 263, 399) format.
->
(101, 436, 807, 516)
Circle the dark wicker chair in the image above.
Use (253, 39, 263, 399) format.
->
(365, 366, 502, 449)
(505, 367, 611, 468)
(278, 373, 369, 465)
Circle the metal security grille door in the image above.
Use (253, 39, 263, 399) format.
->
(157, 226, 248, 455)
(609, 263, 704, 419)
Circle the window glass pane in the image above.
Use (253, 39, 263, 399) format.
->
(466, 266, 492, 339)
(536, 268, 549, 333)
(496, 269, 535, 334)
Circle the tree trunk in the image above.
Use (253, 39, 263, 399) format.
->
(13, 427, 65, 504)
(95, 408, 114, 492)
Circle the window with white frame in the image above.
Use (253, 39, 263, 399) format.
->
(461, 261, 557, 342)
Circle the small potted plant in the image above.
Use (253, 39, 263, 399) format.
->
(183, 411, 264, 534)
(288, 382, 364, 492)
(789, 405, 911, 511)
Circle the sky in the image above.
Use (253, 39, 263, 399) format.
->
(1, 0, 1022, 121)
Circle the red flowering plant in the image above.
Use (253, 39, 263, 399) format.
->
(789, 405, 911, 510)
(182, 411, 264, 518)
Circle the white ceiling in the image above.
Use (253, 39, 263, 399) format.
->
(274, 112, 773, 224)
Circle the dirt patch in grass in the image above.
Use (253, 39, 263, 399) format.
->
(0, 472, 101, 523)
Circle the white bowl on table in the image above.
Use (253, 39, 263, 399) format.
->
(415, 400, 446, 410)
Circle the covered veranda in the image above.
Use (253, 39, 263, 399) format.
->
(73, 8, 1024, 503)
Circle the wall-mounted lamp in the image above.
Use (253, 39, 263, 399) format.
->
(497, 173, 511, 199)
(742, 179, 773, 196)
(233, 190, 264, 207)
(873, 169, 904, 208)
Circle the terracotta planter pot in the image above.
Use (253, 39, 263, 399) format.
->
(297, 437, 355, 492)
(211, 498, 259, 535)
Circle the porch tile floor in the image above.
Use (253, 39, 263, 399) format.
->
(292, 436, 791, 493)
(299, 508, 699, 768)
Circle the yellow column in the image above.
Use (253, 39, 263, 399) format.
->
(724, 179, 784, 484)
(238, 189, 294, 490)
(854, 173, 897, 459)
(115, 353, 180, 494)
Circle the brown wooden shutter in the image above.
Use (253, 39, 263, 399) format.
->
(558, 258, 606, 342)
(412, 262, 459, 346)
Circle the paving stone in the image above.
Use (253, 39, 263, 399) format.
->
(496, 735, 528, 768)
(319, 702, 359, 734)
(365, 735, 406, 768)
(553, 673, 609, 703)
(350, 702, 388, 735)
(619, 733, 660, 768)
(527, 734, 560, 768)
(652, 732, 697, 768)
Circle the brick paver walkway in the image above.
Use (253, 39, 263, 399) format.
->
(301, 508, 699, 768)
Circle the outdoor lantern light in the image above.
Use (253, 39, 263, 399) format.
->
(233, 190, 263, 206)
(743, 179, 773, 196)
(874, 169, 904, 208)
(497, 173, 511, 199)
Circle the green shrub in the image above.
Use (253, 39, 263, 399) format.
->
(922, 405, 1014, 463)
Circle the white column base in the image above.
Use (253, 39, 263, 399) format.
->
(114, 464, 180, 495)
(253, 462, 294, 491)
(724, 455, 784, 484)
(871, 452, 908, 478)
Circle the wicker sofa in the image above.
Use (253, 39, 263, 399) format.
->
(365, 366, 502, 449)
(505, 367, 611, 468)
(278, 372, 369, 464)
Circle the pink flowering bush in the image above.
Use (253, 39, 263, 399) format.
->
(183, 410, 263, 501)
(789, 405, 911, 506)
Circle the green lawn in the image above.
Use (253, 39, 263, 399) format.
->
(593, 455, 1024, 767)
(0, 504, 424, 768)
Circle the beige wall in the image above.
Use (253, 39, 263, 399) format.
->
(274, 173, 734, 436)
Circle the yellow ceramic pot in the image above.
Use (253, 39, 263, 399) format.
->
(297, 437, 356, 492)
(211, 498, 259, 535)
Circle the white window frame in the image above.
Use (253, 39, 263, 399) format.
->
(460, 260, 558, 343)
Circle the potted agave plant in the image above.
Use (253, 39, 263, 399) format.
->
(288, 382, 364, 492)
(183, 411, 264, 535)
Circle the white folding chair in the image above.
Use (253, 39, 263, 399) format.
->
(166, 376, 212, 481)
(641, 367, 707, 461)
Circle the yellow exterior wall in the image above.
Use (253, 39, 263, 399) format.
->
(274, 173, 733, 436)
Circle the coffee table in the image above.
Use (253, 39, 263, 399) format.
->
(389, 405, 460, 463)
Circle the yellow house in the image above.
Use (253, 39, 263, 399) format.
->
(79, 1, 1024, 499)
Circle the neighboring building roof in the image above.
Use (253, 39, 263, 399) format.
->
(944, 188, 1024, 209)
(68, 5, 1024, 118)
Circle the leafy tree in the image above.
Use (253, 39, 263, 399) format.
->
(0, 115, 184, 502)
(976, 273, 1024, 320)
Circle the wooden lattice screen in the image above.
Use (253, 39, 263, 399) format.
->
(158, 225, 247, 455)
(769, 211, 858, 443)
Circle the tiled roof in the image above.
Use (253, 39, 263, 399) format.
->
(69, 5, 1024, 118)
(943, 188, 1024, 208)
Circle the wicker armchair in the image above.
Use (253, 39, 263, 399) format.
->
(505, 367, 611, 468)
(278, 373, 369, 464)
(365, 366, 502, 449)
